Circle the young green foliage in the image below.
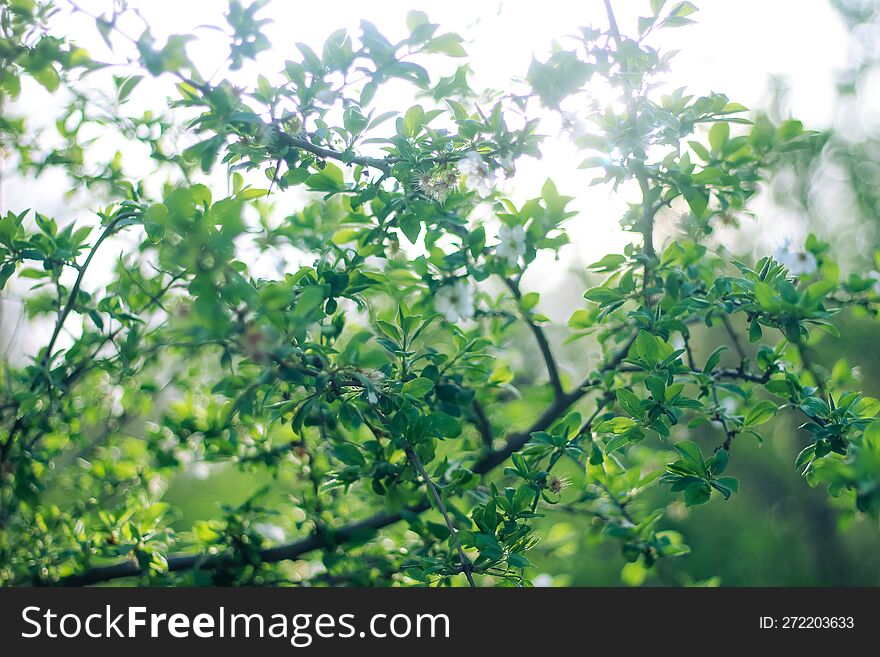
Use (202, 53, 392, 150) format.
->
(0, 0, 877, 588)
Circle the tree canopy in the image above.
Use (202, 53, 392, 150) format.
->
(1, 0, 878, 587)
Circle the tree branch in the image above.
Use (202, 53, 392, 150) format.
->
(715, 367, 770, 384)
(277, 131, 392, 175)
(0, 212, 134, 463)
(470, 399, 493, 447)
(502, 276, 564, 399)
(404, 444, 476, 587)
(603, 0, 622, 44)
(42, 213, 132, 372)
(58, 331, 638, 586)
(635, 168, 655, 260)
(797, 341, 828, 398)
(58, 503, 429, 587)
(720, 313, 748, 363)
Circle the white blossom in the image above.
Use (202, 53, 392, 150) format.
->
(174, 448, 209, 479)
(256, 122, 283, 150)
(773, 238, 817, 276)
(417, 169, 458, 203)
(559, 111, 588, 139)
(495, 224, 527, 266)
(434, 279, 474, 323)
(255, 523, 286, 543)
(456, 151, 496, 198)
(158, 431, 179, 452)
(174, 449, 194, 466)
(532, 573, 554, 587)
(499, 155, 516, 178)
(190, 462, 210, 480)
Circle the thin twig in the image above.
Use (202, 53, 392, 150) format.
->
(720, 313, 748, 363)
(797, 341, 828, 398)
(404, 445, 476, 588)
(42, 213, 132, 372)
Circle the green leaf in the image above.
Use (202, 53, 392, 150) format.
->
(488, 364, 514, 385)
(795, 444, 816, 469)
(292, 286, 325, 319)
(803, 280, 835, 306)
(753, 281, 775, 309)
(568, 309, 592, 330)
(508, 553, 531, 569)
(674, 440, 706, 476)
(117, 75, 144, 102)
(744, 400, 777, 426)
(684, 188, 708, 218)
(634, 330, 661, 365)
(429, 412, 461, 438)
(748, 320, 763, 343)
(684, 480, 711, 506)
(605, 433, 631, 455)
(402, 104, 425, 137)
(398, 214, 421, 244)
(584, 286, 624, 304)
(406, 10, 430, 32)
(616, 388, 645, 419)
(467, 226, 486, 257)
(425, 33, 466, 57)
(32, 65, 60, 92)
(708, 448, 728, 476)
(333, 443, 366, 467)
(596, 417, 637, 434)
(688, 140, 711, 161)
(588, 253, 626, 272)
(283, 168, 311, 186)
(644, 375, 666, 402)
(0, 263, 15, 290)
(777, 119, 803, 140)
(708, 122, 729, 152)
(703, 345, 727, 373)
(712, 476, 740, 500)
(306, 163, 346, 192)
(403, 377, 435, 396)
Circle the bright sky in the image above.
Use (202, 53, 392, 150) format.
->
(1, 0, 853, 346)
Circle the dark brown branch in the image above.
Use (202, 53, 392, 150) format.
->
(470, 399, 493, 447)
(58, 502, 429, 587)
(720, 313, 748, 363)
(471, 331, 635, 476)
(277, 131, 392, 175)
(58, 331, 637, 586)
(714, 368, 770, 384)
(502, 276, 564, 399)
